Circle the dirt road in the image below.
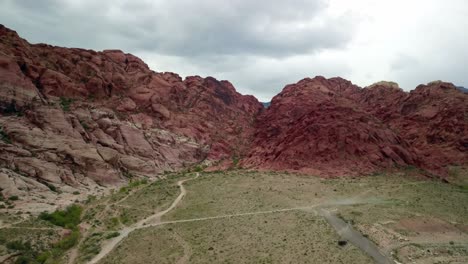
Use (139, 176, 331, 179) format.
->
(87, 173, 199, 264)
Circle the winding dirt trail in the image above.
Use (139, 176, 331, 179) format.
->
(87, 173, 199, 264)
(68, 179, 150, 264)
(86, 172, 394, 264)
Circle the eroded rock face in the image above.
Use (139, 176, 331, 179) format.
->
(357, 81, 468, 175)
(242, 77, 419, 176)
(243, 77, 467, 177)
(0, 22, 467, 205)
(0, 24, 263, 202)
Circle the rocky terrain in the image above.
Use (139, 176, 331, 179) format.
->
(0, 25, 262, 207)
(243, 78, 467, 176)
(242, 77, 419, 176)
(0, 24, 467, 205)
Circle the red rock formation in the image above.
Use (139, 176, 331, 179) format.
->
(1, 23, 467, 200)
(0, 25, 262, 198)
(242, 77, 419, 176)
(357, 81, 468, 175)
(243, 78, 467, 177)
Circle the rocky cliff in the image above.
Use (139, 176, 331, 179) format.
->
(243, 78, 467, 177)
(0, 25, 262, 204)
(357, 81, 468, 175)
(0, 24, 467, 206)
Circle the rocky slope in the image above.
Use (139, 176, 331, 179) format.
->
(0, 25, 262, 205)
(357, 81, 468, 175)
(242, 77, 419, 176)
(0, 24, 467, 207)
(243, 78, 467, 177)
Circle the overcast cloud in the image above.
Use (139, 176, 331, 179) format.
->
(1, 0, 467, 101)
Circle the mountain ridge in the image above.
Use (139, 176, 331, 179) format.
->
(0, 24, 467, 204)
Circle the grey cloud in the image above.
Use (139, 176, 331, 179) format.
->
(0, 0, 356, 57)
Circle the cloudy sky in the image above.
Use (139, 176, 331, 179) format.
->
(1, 0, 467, 101)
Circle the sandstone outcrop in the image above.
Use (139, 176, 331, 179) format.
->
(243, 77, 467, 177)
(242, 77, 419, 176)
(0, 23, 467, 206)
(0, 25, 262, 203)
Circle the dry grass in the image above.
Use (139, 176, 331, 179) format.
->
(2, 169, 467, 263)
(100, 212, 372, 264)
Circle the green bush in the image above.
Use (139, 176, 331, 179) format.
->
(44, 182, 58, 193)
(59, 97, 74, 112)
(193, 165, 204, 172)
(105, 231, 120, 239)
(55, 229, 80, 250)
(6, 240, 28, 251)
(35, 251, 52, 263)
(8, 195, 19, 201)
(14, 256, 34, 264)
(39, 204, 82, 229)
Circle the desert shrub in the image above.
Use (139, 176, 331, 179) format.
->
(105, 231, 120, 239)
(193, 165, 204, 172)
(14, 255, 35, 264)
(39, 204, 82, 229)
(0, 126, 12, 144)
(79, 120, 90, 130)
(59, 97, 74, 112)
(35, 251, 52, 263)
(85, 195, 96, 204)
(43, 182, 58, 193)
(128, 179, 148, 189)
(8, 195, 19, 201)
(6, 240, 28, 251)
(232, 156, 240, 166)
(122, 170, 134, 179)
(55, 229, 80, 250)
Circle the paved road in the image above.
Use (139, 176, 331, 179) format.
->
(320, 209, 395, 264)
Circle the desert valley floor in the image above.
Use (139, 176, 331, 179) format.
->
(1, 168, 467, 264)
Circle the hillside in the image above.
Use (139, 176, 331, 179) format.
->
(243, 78, 467, 177)
(0, 24, 467, 205)
(0, 25, 262, 207)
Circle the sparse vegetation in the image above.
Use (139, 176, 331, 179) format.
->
(39, 204, 82, 229)
(43, 181, 59, 193)
(2, 170, 467, 263)
(8, 195, 19, 201)
(122, 170, 134, 179)
(105, 231, 120, 239)
(0, 126, 12, 144)
(59, 97, 74, 112)
(80, 120, 90, 130)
